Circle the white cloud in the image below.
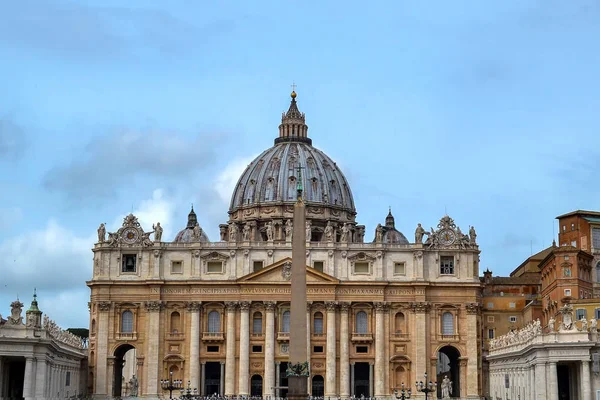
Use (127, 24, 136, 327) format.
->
(213, 154, 257, 205)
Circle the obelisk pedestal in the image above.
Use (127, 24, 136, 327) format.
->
(288, 168, 308, 400)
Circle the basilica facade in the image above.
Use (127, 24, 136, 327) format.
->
(88, 92, 483, 399)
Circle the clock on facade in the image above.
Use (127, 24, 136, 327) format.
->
(439, 229, 456, 246)
(122, 228, 139, 244)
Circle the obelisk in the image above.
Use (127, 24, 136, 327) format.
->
(288, 165, 308, 400)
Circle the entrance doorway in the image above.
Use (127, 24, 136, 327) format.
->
(113, 344, 136, 397)
(437, 346, 460, 399)
(204, 362, 222, 396)
(312, 375, 324, 397)
(557, 364, 578, 400)
(354, 362, 370, 397)
(251, 375, 263, 396)
(2, 357, 25, 399)
(278, 362, 289, 398)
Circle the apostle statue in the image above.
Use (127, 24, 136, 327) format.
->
(590, 318, 598, 331)
(375, 223, 384, 243)
(242, 223, 251, 241)
(441, 375, 452, 399)
(266, 221, 274, 242)
(129, 375, 139, 397)
(548, 316, 555, 332)
(285, 220, 293, 241)
(415, 223, 425, 244)
(306, 221, 312, 242)
(97, 223, 106, 243)
(228, 223, 238, 242)
(324, 222, 334, 242)
(153, 222, 163, 242)
(192, 222, 202, 241)
(469, 226, 477, 244)
(341, 223, 351, 243)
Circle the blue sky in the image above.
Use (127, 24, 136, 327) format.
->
(0, 0, 598, 328)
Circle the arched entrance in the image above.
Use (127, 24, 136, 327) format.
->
(436, 346, 460, 399)
(312, 375, 324, 397)
(113, 344, 136, 397)
(251, 375, 263, 396)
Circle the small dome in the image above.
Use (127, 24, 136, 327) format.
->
(174, 207, 209, 243)
(379, 209, 409, 244)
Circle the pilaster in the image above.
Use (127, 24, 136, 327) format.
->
(187, 301, 201, 391)
(264, 301, 276, 398)
(325, 301, 337, 397)
(225, 301, 238, 396)
(238, 301, 251, 396)
(144, 301, 163, 396)
(339, 302, 350, 398)
(95, 301, 111, 396)
(374, 302, 386, 397)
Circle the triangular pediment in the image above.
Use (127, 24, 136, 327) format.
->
(238, 257, 339, 283)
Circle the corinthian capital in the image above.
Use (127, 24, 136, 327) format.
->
(145, 301, 163, 312)
(98, 301, 112, 312)
(186, 301, 201, 312)
(325, 301, 338, 311)
(374, 302, 389, 312)
(225, 301, 238, 311)
(264, 301, 277, 311)
(410, 301, 431, 313)
(239, 301, 251, 311)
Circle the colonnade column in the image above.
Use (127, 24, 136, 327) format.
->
(188, 302, 201, 390)
(35, 358, 47, 399)
(465, 303, 480, 397)
(411, 302, 430, 381)
(534, 362, 545, 400)
(95, 302, 111, 396)
(547, 361, 558, 400)
(582, 360, 592, 400)
(264, 302, 276, 398)
(339, 302, 350, 398)
(325, 301, 337, 397)
(374, 302, 386, 397)
(238, 301, 251, 396)
(220, 362, 225, 396)
(22, 357, 34, 400)
(144, 301, 163, 396)
(225, 302, 238, 396)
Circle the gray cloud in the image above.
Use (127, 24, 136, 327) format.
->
(43, 129, 228, 203)
(0, 117, 27, 160)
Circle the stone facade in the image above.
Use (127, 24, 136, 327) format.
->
(88, 91, 484, 399)
(0, 294, 87, 400)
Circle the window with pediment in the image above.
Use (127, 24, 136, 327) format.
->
(313, 312, 324, 334)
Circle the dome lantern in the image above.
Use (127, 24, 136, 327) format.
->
(276, 90, 311, 145)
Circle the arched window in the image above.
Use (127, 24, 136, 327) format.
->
(442, 312, 454, 335)
(282, 310, 291, 333)
(208, 311, 220, 333)
(253, 312, 263, 335)
(313, 312, 324, 334)
(355, 311, 368, 334)
(395, 312, 406, 334)
(121, 311, 133, 333)
(170, 311, 181, 334)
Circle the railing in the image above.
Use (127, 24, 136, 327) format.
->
(251, 333, 264, 339)
(438, 334, 460, 341)
(351, 332, 373, 342)
(393, 332, 409, 340)
(167, 332, 185, 340)
(277, 332, 290, 341)
(202, 331, 225, 341)
(116, 332, 137, 341)
(312, 333, 326, 339)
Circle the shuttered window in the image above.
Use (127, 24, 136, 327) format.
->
(442, 312, 454, 335)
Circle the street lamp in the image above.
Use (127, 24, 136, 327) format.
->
(160, 371, 183, 400)
(415, 372, 436, 400)
(394, 382, 412, 400)
(179, 380, 200, 399)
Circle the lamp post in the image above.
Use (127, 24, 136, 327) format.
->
(179, 380, 200, 399)
(394, 382, 412, 400)
(415, 373, 436, 400)
(161, 371, 183, 400)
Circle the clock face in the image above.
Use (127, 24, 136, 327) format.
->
(122, 228, 139, 244)
(439, 229, 456, 246)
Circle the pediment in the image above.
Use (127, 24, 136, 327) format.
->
(347, 251, 376, 262)
(238, 257, 339, 283)
(200, 251, 229, 261)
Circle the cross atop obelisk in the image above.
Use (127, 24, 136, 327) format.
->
(288, 161, 309, 400)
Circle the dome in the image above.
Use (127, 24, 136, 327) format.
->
(174, 206, 209, 243)
(229, 92, 355, 219)
(379, 209, 409, 245)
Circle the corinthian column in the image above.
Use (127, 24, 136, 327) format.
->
(187, 302, 202, 390)
(411, 302, 430, 380)
(581, 360, 592, 400)
(145, 301, 163, 396)
(339, 302, 350, 398)
(264, 301, 276, 398)
(374, 302, 386, 397)
(465, 303, 480, 397)
(95, 301, 111, 396)
(225, 302, 238, 396)
(325, 301, 337, 397)
(22, 357, 34, 400)
(238, 301, 251, 396)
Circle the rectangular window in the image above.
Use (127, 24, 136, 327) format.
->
(576, 309, 587, 320)
(487, 316, 495, 323)
(253, 261, 264, 272)
(593, 228, 600, 249)
(509, 316, 517, 323)
(354, 262, 369, 274)
(488, 329, 495, 339)
(571, 240, 577, 247)
(440, 256, 454, 275)
(122, 254, 136, 273)
(394, 262, 406, 276)
(252, 345, 263, 353)
(313, 346, 324, 353)
(563, 225, 566, 232)
(207, 346, 220, 353)
(487, 302, 494, 309)
(509, 302, 516, 309)
(66, 371, 71, 386)
(571, 223, 575, 231)
(565, 255, 570, 260)
(595, 308, 600, 320)
(313, 261, 324, 272)
(565, 289, 572, 297)
(356, 346, 369, 353)
(171, 261, 183, 274)
(207, 261, 223, 273)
